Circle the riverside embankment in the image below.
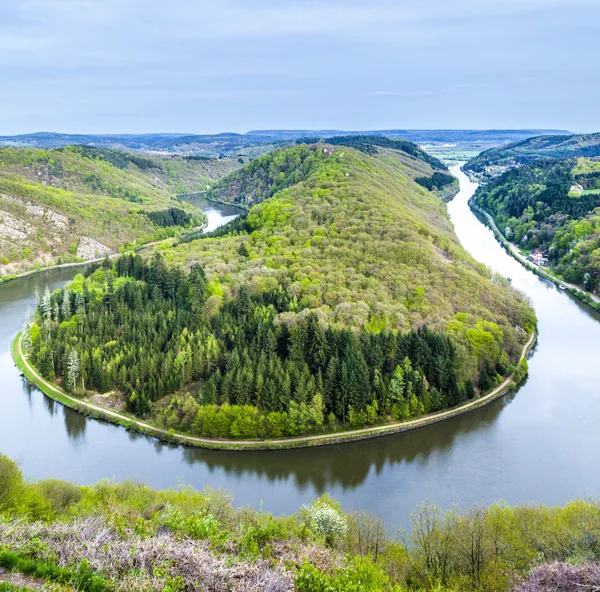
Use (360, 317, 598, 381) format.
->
(11, 329, 536, 451)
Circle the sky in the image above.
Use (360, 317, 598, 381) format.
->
(0, 0, 599, 135)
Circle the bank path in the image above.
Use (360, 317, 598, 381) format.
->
(13, 329, 536, 451)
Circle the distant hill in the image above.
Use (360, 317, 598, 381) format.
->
(464, 132, 600, 178)
(0, 129, 569, 158)
(0, 147, 240, 278)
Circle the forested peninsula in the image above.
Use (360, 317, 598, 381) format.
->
(18, 139, 535, 444)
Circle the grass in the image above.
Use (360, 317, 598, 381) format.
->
(0, 584, 38, 592)
(0, 551, 109, 592)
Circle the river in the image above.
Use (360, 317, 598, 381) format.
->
(1, 170, 599, 530)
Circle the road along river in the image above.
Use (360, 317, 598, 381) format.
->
(1, 172, 599, 529)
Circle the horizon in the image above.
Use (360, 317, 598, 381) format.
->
(0, 127, 578, 138)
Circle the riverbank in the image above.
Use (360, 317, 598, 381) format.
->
(0, 220, 209, 286)
(12, 329, 536, 451)
(468, 200, 600, 312)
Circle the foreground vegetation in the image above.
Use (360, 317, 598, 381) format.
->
(1, 453, 599, 591)
(472, 158, 600, 295)
(0, 146, 240, 279)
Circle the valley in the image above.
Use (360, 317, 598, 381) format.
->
(0, 147, 241, 279)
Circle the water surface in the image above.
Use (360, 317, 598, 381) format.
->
(1, 175, 599, 530)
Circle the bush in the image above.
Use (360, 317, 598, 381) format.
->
(303, 498, 348, 546)
(296, 557, 393, 592)
(0, 454, 23, 512)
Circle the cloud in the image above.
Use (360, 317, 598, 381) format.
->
(0, 0, 599, 133)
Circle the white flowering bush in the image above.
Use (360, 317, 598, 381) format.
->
(303, 501, 347, 546)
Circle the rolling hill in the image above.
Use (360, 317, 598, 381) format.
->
(471, 157, 600, 295)
(465, 132, 600, 178)
(158, 139, 534, 371)
(0, 147, 240, 278)
(0, 129, 569, 158)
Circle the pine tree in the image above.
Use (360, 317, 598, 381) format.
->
(66, 350, 81, 392)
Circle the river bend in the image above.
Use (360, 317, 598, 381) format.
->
(1, 170, 599, 529)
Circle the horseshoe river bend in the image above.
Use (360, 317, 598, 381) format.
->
(1, 167, 599, 530)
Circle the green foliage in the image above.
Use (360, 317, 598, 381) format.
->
(296, 557, 396, 592)
(0, 454, 24, 512)
(207, 143, 329, 207)
(29, 254, 490, 439)
(161, 143, 533, 371)
(415, 172, 456, 191)
(473, 158, 600, 292)
(0, 145, 238, 277)
(322, 135, 448, 170)
(0, 551, 110, 592)
(1, 458, 600, 592)
(466, 132, 600, 173)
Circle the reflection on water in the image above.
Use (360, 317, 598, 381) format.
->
(1, 179, 600, 530)
(180, 393, 514, 493)
(64, 406, 87, 441)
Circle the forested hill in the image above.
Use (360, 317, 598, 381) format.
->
(27, 141, 535, 441)
(464, 132, 600, 178)
(472, 157, 600, 294)
(0, 146, 239, 279)
(208, 137, 456, 207)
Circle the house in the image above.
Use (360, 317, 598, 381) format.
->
(528, 250, 548, 266)
(323, 146, 333, 157)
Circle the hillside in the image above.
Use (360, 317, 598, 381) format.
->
(472, 157, 600, 294)
(22, 139, 535, 443)
(464, 132, 600, 178)
(0, 147, 239, 278)
(2, 451, 599, 592)
(166, 141, 532, 341)
(207, 137, 458, 208)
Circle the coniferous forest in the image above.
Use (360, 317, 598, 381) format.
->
(29, 252, 503, 440)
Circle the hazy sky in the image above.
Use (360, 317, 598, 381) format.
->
(1, 0, 599, 134)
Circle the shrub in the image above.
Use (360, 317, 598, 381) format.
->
(303, 499, 347, 546)
(0, 454, 23, 512)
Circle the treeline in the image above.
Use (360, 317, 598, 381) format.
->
(27, 253, 503, 440)
(321, 136, 448, 170)
(2, 451, 600, 592)
(415, 172, 455, 191)
(57, 145, 159, 171)
(465, 132, 600, 172)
